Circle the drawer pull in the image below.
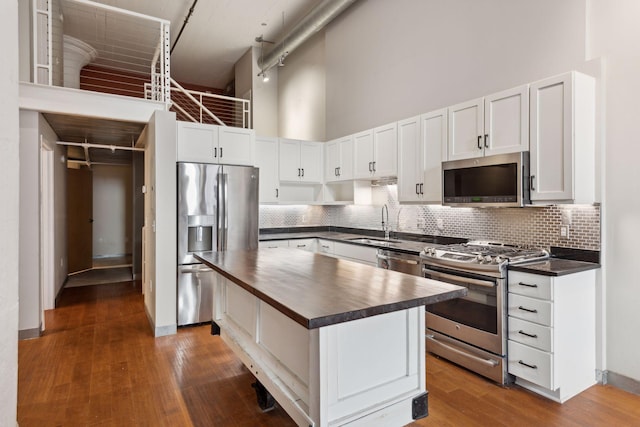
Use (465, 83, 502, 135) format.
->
(518, 282, 538, 288)
(518, 360, 538, 370)
(321, 245, 330, 249)
(296, 244, 306, 248)
(518, 330, 538, 339)
(518, 306, 538, 314)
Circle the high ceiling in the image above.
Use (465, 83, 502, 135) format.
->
(83, 0, 324, 89)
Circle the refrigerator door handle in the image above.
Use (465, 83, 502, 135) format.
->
(218, 172, 229, 251)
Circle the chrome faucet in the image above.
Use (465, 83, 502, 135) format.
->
(382, 204, 390, 240)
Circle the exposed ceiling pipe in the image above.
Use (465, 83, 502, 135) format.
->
(257, 0, 358, 71)
(171, 0, 199, 54)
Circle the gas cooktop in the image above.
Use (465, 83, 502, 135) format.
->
(421, 241, 549, 272)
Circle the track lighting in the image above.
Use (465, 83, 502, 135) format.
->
(261, 71, 269, 82)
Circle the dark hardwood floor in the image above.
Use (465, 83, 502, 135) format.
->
(18, 281, 640, 426)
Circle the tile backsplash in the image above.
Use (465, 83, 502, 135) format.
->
(259, 185, 600, 251)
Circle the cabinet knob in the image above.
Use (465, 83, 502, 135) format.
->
(372, 161, 376, 172)
(530, 175, 536, 191)
(477, 135, 482, 149)
(214, 147, 217, 157)
(416, 184, 419, 195)
(420, 183, 424, 195)
(484, 134, 488, 148)
(220, 147, 223, 157)
(368, 162, 372, 172)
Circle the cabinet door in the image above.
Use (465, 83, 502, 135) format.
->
(447, 98, 484, 160)
(279, 138, 302, 182)
(529, 74, 573, 202)
(255, 137, 279, 203)
(421, 109, 447, 203)
(300, 141, 323, 183)
(338, 136, 354, 180)
(353, 129, 374, 179)
(177, 122, 217, 163)
(324, 139, 340, 183)
(290, 238, 316, 251)
(373, 122, 398, 177)
(259, 240, 289, 248)
(484, 85, 529, 156)
(218, 127, 255, 166)
(397, 116, 422, 202)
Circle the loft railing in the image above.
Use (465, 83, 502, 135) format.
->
(146, 78, 251, 129)
(30, 0, 171, 103)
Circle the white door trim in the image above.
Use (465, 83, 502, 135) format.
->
(40, 136, 55, 319)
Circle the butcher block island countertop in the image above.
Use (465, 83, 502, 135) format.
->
(194, 248, 466, 427)
(194, 248, 466, 329)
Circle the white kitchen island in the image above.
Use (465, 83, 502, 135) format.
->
(195, 248, 465, 427)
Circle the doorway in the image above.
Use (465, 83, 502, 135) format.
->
(65, 161, 137, 288)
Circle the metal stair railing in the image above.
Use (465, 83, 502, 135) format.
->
(145, 78, 251, 128)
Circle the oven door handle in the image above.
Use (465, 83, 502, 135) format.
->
(422, 268, 496, 288)
(426, 334, 499, 367)
(376, 254, 419, 265)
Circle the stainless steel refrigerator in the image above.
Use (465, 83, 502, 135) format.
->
(177, 162, 259, 326)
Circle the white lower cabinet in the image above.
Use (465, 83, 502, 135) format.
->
(289, 238, 316, 252)
(212, 272, 426, 427)
(260, 238, 377, 266)
(317, 239, 334, 255)
(332, 242, 378, 266)
(507, 269, 596, 403)
(259, 240, 289, 249)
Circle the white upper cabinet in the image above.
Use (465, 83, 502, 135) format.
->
(218, 126, 255, 166)
(448, 98, 484, 160)
(353, 129, 374, 179)
(398, 110, 447, 203)
(422, 109, 448, 202)
(279, 138, 323, 184)
(255, 137, 279, 203)
(177, 122, 219, 163)
(397, 116, 422, 202)
(324, 135, 354, 182)
(353, 123, 398, 179)
(176, 122, 254, 165)
(529, 72, 595, 204)
(447, 85, 529, 161)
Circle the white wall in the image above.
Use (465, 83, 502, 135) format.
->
(1, 0, 20, 423)
(18, 110, 41, 334)
(587, 0, 640, 383)
(236, 46, 280, 137)
(144, 110, 177, 336)
(278, 30, 326, 141)
(18, 111, 68, 329)
(323, 0, 587, 139)
(92, 164, 132, 257)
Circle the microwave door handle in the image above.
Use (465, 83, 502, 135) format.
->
(423, 268, 496, 288)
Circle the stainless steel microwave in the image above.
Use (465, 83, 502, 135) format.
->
(442, 152, 530, 207)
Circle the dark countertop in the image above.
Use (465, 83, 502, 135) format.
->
(259, 229, 460, 255)
(195, 249, 466, 329)
(509, 258, 600, 276)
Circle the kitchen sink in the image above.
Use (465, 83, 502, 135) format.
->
(347, 237, 397, 247)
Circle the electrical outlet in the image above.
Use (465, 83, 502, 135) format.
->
(436, 218, 445, 231)
(560, 225, 569, 239)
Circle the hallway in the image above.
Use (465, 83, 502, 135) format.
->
(17, 281, 640, 426)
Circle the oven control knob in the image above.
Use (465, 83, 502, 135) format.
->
(476, 254, 484, 263)
(484, 255, 493, 263)
(494, 255, 505, 264)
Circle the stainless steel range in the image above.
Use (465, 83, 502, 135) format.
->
(420, 241, 548, 384)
